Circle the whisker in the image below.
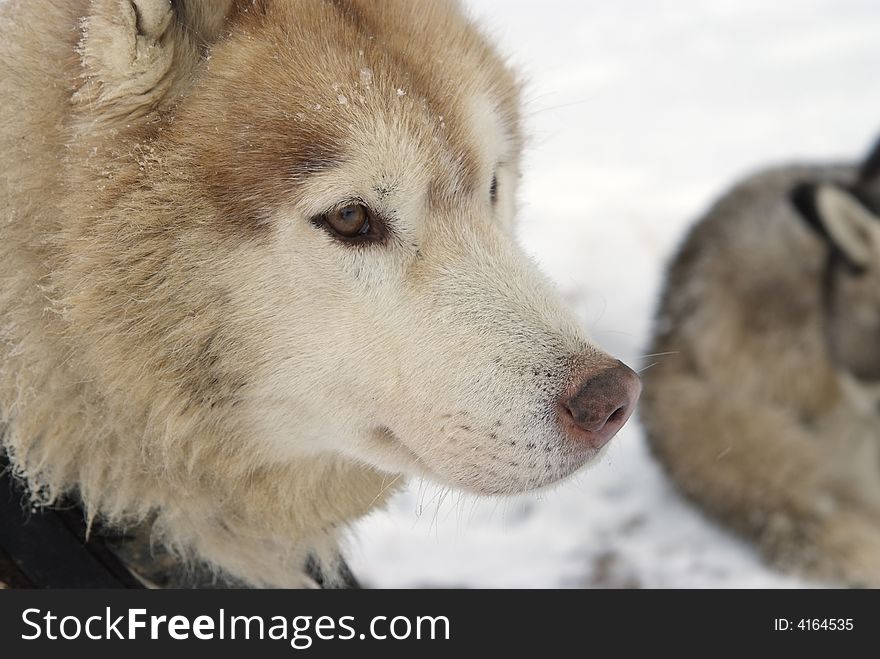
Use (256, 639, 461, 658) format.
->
(429, 487, 451, 538)
(414, 478, 427, 520)
(637, 361, 659, 374)
(526, 98, 593, 116)
(367, 474, 402, 509)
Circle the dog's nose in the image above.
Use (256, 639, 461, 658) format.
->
(558, 361, 641, 449)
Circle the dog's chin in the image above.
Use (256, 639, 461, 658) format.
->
(358, 426, 599, 496)
(445, 447, 604, 496)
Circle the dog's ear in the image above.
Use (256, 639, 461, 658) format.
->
(74, 0, 242, 123)
(790, 182, 879, 269)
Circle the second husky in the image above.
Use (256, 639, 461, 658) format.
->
(642, 141, 880, 586)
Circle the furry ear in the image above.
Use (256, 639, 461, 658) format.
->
(74, 0, 237, 123)
(791, 182, 878, 269)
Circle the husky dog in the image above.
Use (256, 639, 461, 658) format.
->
(641, 141, 880, 586)
(0, 0, 640, 587)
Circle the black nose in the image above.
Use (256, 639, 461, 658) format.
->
(558, 361, 641, 449)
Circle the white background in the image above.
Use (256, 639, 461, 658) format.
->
(350, 0, 880, 587)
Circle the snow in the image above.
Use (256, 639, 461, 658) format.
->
(349, 0, 880, 588)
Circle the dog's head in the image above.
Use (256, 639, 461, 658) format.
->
(72, 0, 639, 496)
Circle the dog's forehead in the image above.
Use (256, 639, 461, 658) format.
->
(276, 0, 519, 179)
(191, 0, 520, 231)
(340, 91, 511, 203)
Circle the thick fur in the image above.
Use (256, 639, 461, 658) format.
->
(0, 0, 626, 587)
(641, 162, 880, 586)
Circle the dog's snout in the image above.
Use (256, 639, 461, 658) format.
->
(558, 360, 641, 449)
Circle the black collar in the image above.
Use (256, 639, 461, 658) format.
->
(0, 453, 144, 588)
(0, 452, 360, 588)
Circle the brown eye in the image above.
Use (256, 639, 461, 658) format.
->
(324, 203, 370, 238)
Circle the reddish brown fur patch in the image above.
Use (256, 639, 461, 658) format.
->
(188, 106, 344, 233)
(155, 0, 522, 234)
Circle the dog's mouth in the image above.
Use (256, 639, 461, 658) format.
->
(349, 359, 640, 494)
(361, 423, 599, 496)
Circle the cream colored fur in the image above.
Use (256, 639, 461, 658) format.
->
(0, 0, 626, 586)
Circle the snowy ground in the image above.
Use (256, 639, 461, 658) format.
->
(349, 0, 880, 587)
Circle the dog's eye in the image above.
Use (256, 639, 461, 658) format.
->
(489, 175, 498, 204)
(323, 203, 371, 238)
